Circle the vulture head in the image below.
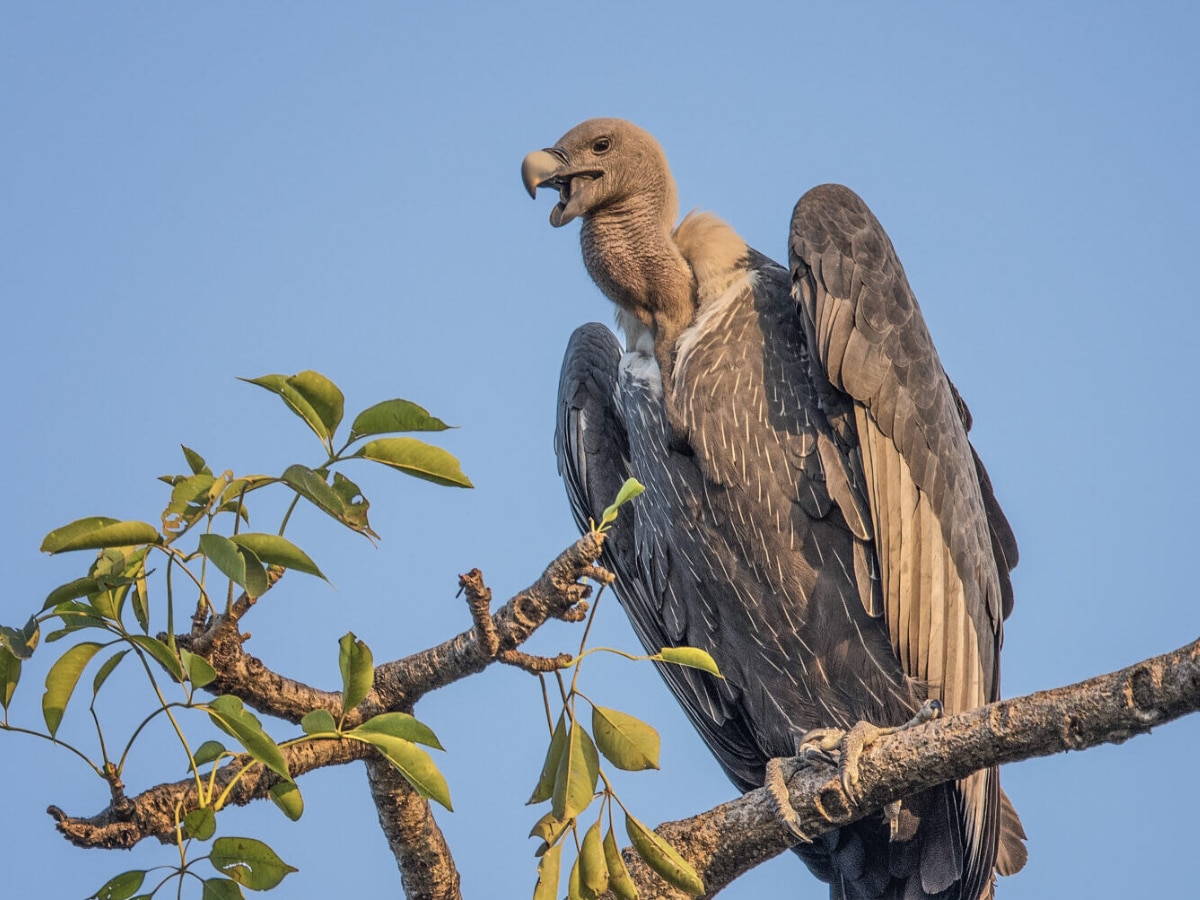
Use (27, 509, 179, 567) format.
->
(523, 120, 745, 435)
(521, 118, 679, 232)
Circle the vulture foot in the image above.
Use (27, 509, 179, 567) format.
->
(797, 700, 944, 803)
(764, 755, 812, 844)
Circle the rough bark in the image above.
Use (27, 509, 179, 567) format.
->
(50, 737, 375, 849)
(49, 533, 607, 898)
(611, 634, 1200, 898)
(366, 757, 462, 900)
(42, 529, 1200, 898)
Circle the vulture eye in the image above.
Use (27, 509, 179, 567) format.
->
(592, 137, 611, 154)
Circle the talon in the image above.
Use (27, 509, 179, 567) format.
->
(838, 721, 885, 801)
(882, 800, 902, 839)
(799, 745, 839, 768)
(797, 727, 844, 756)
(794, 705, 939, 807)
(765, 757, 812, 843)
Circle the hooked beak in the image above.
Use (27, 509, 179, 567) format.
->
(521, 147, 600, 228)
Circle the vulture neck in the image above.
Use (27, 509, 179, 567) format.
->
(580, 198, 695, 382)
(581, 195, 749, 447)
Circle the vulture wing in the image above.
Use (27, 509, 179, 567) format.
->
(556, 323, 764, 790)
(789, 184, 1024, 897)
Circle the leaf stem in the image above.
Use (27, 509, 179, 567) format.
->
(0, 721, 104, 775)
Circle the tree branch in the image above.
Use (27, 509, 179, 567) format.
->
(612, 635, 1200, 898)
(49, 737, 374, 849)
(370, 531, 609, 709)
(366, 757, 462, 900)
(50, 529, 1200, 900)
(48, 533, 609, 900)
(179, 533, 607, 727)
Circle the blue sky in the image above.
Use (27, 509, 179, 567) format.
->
(2, 4, 1198, 897)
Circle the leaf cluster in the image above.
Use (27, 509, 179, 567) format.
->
(525, 480, 721, 899)
(0, 372, 467, 899)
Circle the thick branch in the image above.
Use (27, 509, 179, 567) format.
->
(612, 635, 1200, 898)
(366, 757, 462, 900)
(55, 534, 1200, 899)
(179, 533, 606, 727)
(371, 531, 608, 708)
(50, 737, 374, 849)
(184, 616, 342, 726)
(50, 533, 608, 900)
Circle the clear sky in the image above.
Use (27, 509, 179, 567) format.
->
(2, 4, 1198, 898)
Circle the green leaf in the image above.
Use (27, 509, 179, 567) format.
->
(180, 649, 217, 689)
(353, 731, 452, 810)
(269, 781, 303, 821)
(43, 576, 106, 610)
(655, 646, 722, 678)
(90, 582, 131, 623)
(349, 398, 451, 440)
(49, 599, 102, 623)
(108, 580, 135, 624)
(200, 533, 247, 589)
(279, 465, 376, 538)
(183, 807, 217, 841)
(237, 544, 270, 599)
(0, 616, 39, 660)
(192, 740, 229, 769)
(216, 477, 258, 524)
(182, 445, 212, 475)
(40, 518, 160, 554)
(329, 472, 374, 537)
(287, 370, 343, 439)
(604, 827, 639, 899)
(528, 713, 568, 805)
(131, 577, 150, 634)
(580, 820, 610, 896)
(533, 839, 563, 900)
(567, 854, 593, 900)
(599, 478, 645, 530)
(210, 836, 298, 890)
(44, 605, 104, 642)
(201, 877, 244, 900)
(163, 474, 217, 533)
(300, 710, 338, 734)
(92, 649, 129, 698)
(89, 869, 146, 900)
(214, 499, 250, 525)
(529, 810, 570, 850)
(625, 812, 704, 896)
(338, 632, 374, 716)
(591, 705, 660, 771)
(206, 695, 291, 781)
(229, 533, 325, 580)
(552, 722, 599, 822)
(241, 371, 343, 447)
(349, 712, 444, 750)
(45, 625, 97, 643)
(301, 709, 338, 735)
(355, 437, 473, 488)
(0, 646, 21, 712)
(128, 634, 185, 683)
(42, 641, 104, 735)
(280, 465, 343, 522)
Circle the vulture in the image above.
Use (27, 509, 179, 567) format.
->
(522, 119, 1026, 900)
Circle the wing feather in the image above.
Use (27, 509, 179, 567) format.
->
(790, 184, 1023, 897)
(791, 183, 1004, 708)
(555, 323, 763, 790)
